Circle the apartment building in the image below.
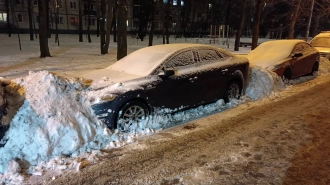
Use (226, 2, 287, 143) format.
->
(0, 0, 208, 36)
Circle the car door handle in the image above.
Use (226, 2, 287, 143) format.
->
(222, 69, 228, 72)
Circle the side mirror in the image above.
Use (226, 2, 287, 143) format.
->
(159, 69, 175, 78)
(292, 53, 303, 58)
(164, 69, 175, 77)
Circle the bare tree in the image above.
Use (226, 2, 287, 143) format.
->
(117, 0, 127, 60)
(79, 0, 83, 42)
(100, 0, 105, 53)
(38, 0, 51, 58)
(27, 0, 34, 41)
(148, 0, 156, 46)
(100, 0, 111, 54)
(234, 0, 247, 51)
(288, 0, 302, 39)
(252, 0, 264, 50)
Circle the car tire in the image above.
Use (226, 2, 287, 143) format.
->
(116, 101, 149, 132)
(224, 80, 242, 103)
(310, 62, 319, 75)
(282, 68, 291, 82)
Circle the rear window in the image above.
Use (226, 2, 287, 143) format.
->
(310, 37, 330, 47)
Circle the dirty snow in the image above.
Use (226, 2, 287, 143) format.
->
(0, 34, 329, 184)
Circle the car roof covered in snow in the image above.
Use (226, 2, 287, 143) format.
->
(108, 43, 229, 76)
(247, 39, 305, 69)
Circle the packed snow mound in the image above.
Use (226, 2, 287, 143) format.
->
(318, 57, 330, 75)
(0, 71, 114, 173)
(245, 66, 285, 100)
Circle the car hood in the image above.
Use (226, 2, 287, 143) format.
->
(314, 47, 330, 53)
(83, 68, 142, 90)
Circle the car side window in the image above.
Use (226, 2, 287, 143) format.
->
(165, 50, 196, 68)
(198, 49, 222, 62)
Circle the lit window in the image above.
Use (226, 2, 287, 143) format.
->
(173, 0, 177, 5)
(71, 17, 78, 25)
(209, 3, 212, 9)
(0, 13, 7, 22)
(163, 0, 168, 3)
(181, 0, 184, 6)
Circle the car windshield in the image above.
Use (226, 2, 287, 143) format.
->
(310, 37, 330, 47)
(108, 49, 169, 76)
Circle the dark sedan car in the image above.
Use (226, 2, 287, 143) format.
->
(247, 40, 320, 81)
(84, 44, 249, 132)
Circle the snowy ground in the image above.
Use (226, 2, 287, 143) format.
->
(0, 34, 329, 184)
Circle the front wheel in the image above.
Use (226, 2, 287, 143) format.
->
(224, 80, 242, 103)
(116, 101, 149, 132)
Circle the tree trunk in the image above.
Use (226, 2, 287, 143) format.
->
(96, 0, 100, 37)
(104, 0, 112, 53)
(117, 0, 127, 60)
(79, 0, 83, 42)
(251, 0, 264, 50)
(234, 0, 247, 51)
(288, 0, 302, 39)
(27, 0, 34, 40)
(112, 0, 117, 42)
(165, 0, 170, 44)
(100, 0, 106, 54)
(87, 0, 92, 43)
(55, 0, 59, 45)
(65, 0, 69, 32)
(304, 0, 315, 41)
(148, 0, 155, 46)
(46, 3, 51, 38)
(38, 0, 51, 58)
(5, 0, 11, 37)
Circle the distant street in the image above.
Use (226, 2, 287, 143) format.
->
(42, 76, 330, 185)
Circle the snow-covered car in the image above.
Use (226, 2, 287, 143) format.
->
(247, 40, 320, 80)
(310, 32, 330, 59)
(84, 43, 249, 132)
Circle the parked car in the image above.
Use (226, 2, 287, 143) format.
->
(310, 31, 330, 59)
(84, 44, 249, 132)
(247, 39, 320, 80)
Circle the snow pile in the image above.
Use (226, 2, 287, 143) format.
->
(318, 57, 330, 75)
(0, 71, 115, 174)
(245, 66, 285, 100)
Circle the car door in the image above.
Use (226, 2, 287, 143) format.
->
(193, 48, 230, 103)
(146, 49, 202, 110)
(291, 43, 307, 78)
(301, 43, 319, 74)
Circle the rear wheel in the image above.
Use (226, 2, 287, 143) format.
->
(224, 80, 242, 103)
(282, 68, 291, 83)
(116, 101, 149, 132)
(310, 62, 319, 75)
